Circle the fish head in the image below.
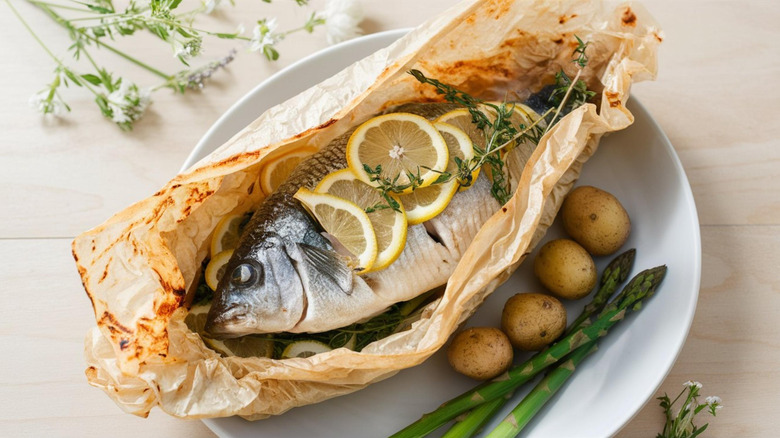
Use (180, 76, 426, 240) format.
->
(205, 233, 305, 339)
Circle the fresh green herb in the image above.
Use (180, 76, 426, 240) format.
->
(403, 35, 594, 207)
(192, 282, 213, 307)
(657, 381, 723, 438)
(191, 257, 439, 359)
(408, 69, 549, 206)
(362, 163, 421, 213)
(544, 36, 596, 133)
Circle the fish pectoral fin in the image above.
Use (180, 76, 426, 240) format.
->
(289, 243, 354, 295)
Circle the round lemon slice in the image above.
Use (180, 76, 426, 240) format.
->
(281, 340, 332, 358)
(204, 249, 234, 291)
(210, 212, 249, 258)
(398, 122, 473, 224)
(346, 113, 448, 193)
(185, 304, 274, 358)
(293, 188, 378, 272)
(435, 109, 483, 190)
(184, 303, 211, 335)
(259, 146, 318, 195)
(316, 169, 407, 271)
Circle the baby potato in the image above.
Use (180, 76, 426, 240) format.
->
(561, 185, 631, 256)
(447, 327, 513, 380)
(533, 239, 597, 300)
(501, 293, 566, 351)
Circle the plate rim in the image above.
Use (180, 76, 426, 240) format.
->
(188, 29, 702, 438)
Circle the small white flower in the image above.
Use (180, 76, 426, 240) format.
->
(105, 81, 151, 127)
(705, 395, 722, 410)
(29, 90, 64, 115)
(322, 0, 364, 45)
(174, 37, 203, 60)
(683, 381, 702, 389)
(249, 18, 279, 53)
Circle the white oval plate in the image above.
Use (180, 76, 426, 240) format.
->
(184, 29, 700, 438)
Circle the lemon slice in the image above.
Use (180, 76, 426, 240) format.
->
(185, 304, 274, 358)
(316, 169, 407, 271)
(259, 146, 318, 195)
(483, 102, 542, 156)
(398, 122, 473, 224)
(204, 249, 234, 291)
(281, 340, 333, 358)
(435, 109, 483, 190)
(436, 108, 488, 150)
(293, 188, 378, 272)
(210, 212, 249, 258)
(346, 113, 448, 193)
(184, 303, 211, 334)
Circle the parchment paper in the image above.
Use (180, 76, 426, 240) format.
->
(73, 0, 662, 419)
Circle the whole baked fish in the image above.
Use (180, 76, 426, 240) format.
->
(205, 102, 536, 338)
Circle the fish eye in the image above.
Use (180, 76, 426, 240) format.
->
(231, 263, 259, 287)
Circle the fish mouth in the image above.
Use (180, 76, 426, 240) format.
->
(205, 302, 252, 339)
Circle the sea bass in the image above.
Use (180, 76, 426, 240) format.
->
(205, 102, 536, 338)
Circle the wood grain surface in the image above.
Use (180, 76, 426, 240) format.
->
(1, 0, 777, 437)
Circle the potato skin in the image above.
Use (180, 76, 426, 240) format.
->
(561, 185, 631, 256)
(501, 293, 566, 351)
(447, 327, 513, 380)
(533, 239, 597, 300)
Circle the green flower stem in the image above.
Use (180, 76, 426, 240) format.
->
(485, 342, 598, 438)
(6, 0, 59, 61)
(441, 396, 508, 438)
(441, 249, 637, 437)
(26, 0, 93, 13)
(389, 266, 666, 438)
(31, 2, 172, 80)
(81, 13, 251, 41)
(566, 248, 636, 334)
(6, 0, 102, 98)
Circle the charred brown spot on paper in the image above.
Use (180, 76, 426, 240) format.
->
(484, 0, 512, 19)
(98, 263, 110, 284)
(100, 310, 134, 334)
(621, 8, 637, 27)
(414, 54, 516, 100)
(605, 91, 622, 108)
(559, 14, 577, 24)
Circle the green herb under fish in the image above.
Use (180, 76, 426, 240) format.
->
(191, 266, 439, 359)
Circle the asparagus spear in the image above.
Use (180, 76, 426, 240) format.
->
(485, 342, 599, 438)
(440, 248, 636, 437)
(566, 248, 636, 334)
(441, 396, 509, 438)
(389, 265, 667, 438)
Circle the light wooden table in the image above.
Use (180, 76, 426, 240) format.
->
(1, 1, 777, 437)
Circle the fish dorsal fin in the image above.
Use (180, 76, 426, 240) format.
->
(289, 243, 354, 295)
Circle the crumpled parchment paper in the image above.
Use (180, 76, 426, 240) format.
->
(73, 0, 662, 419)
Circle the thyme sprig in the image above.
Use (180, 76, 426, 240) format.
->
(402, 70, 553, 206)
(544, 36, 596, 133)
(385, 36, 595, 208)
(362, 164, 422, 213)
